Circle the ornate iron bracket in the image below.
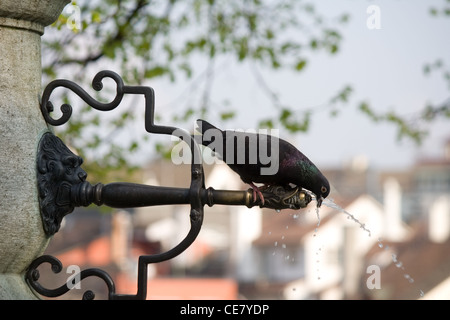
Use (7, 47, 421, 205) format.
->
(28, 70, 312, 299)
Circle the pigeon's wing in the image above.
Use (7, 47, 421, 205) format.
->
(222, 131, 285, 184)
(196, 119, 226, 159)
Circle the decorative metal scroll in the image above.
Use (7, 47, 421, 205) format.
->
(28, 70, 312, 300)
(26, 255, 115, 300)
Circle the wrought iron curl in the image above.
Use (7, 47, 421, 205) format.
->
(26, 255, 116, 300)
(40, 70, 126, 126)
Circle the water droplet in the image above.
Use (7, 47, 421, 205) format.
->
(285, 255, 290, 260)
(315, 207, 321, 228)
(281, 235, 285, 240)
(404, 274, 414, 283)
(282, 244, 286, 249)
(275, 209, 281, 213)
(419, 290, 424, 297)
(322, 198, 372, 238)
(268, 231, 272, 235)
(322, 201, 421, 296)
(274, 241, 278, 247)
(293, 214, 299, 219)
(286, 225, 289, 229)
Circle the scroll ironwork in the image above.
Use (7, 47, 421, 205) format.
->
(28, 70, 312, 299)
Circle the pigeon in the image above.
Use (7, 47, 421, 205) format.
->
(196, 119, 330, 207)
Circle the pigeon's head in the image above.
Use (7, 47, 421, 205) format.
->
(313, 175, 330, 208)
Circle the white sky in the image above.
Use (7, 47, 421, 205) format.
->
(300, 0, 450, 169)
(150, 0, 450, 170)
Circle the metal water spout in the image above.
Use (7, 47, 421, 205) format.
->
(26, 70, 312, 299)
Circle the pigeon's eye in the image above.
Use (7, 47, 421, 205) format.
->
(321, 186, 328, 194)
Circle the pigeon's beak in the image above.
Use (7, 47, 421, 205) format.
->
(316, 197, 323, 208)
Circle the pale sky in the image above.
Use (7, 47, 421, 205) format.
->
(299, 0, 450, 169)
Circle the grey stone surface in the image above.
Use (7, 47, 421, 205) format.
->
(0, 0, 70, 299)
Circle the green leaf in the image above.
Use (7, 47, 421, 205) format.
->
(329, 44, 338, 54)
(144, 66, 169, 78)
(235, 37, 248, 61)
(178, 62, 193, 78)
(265, 28, 274, 40)
(258, 119, 274, 129)
(91, 11, 102, 23)
(330, 85, 353, 103)
(358, 101, 379, 121)
(128, 141, 139, 152)
(295, 59, 307, 71)
(280, 108, 292, 122)
(220, 111, 235, 120)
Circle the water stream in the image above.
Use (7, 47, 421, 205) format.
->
(322, 197, 371, 237)
(318, 196, 424, 298)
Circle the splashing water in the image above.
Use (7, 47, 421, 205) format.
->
(314, 207, 321, 234)
(377, 237, 424, 297)
(322, 198, 372, 237)
(319, 197, 424, 298)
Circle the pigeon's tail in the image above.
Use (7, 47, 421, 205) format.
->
(196, 119, 221, 135)
(196, 119, 224, 149)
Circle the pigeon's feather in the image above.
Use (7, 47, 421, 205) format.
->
(196, 119, 330, 207)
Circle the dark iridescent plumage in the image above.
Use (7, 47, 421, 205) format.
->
(196, 119, 330, 207)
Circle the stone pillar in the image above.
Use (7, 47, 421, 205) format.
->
(0, 0, 70, 299)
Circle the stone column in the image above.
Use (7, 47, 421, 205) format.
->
(0, 0, 70, 299)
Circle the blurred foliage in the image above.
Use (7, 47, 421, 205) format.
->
(42, 0, 349, 181)
(357, 1, 450, 146)
(42, 0, 450, 181)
